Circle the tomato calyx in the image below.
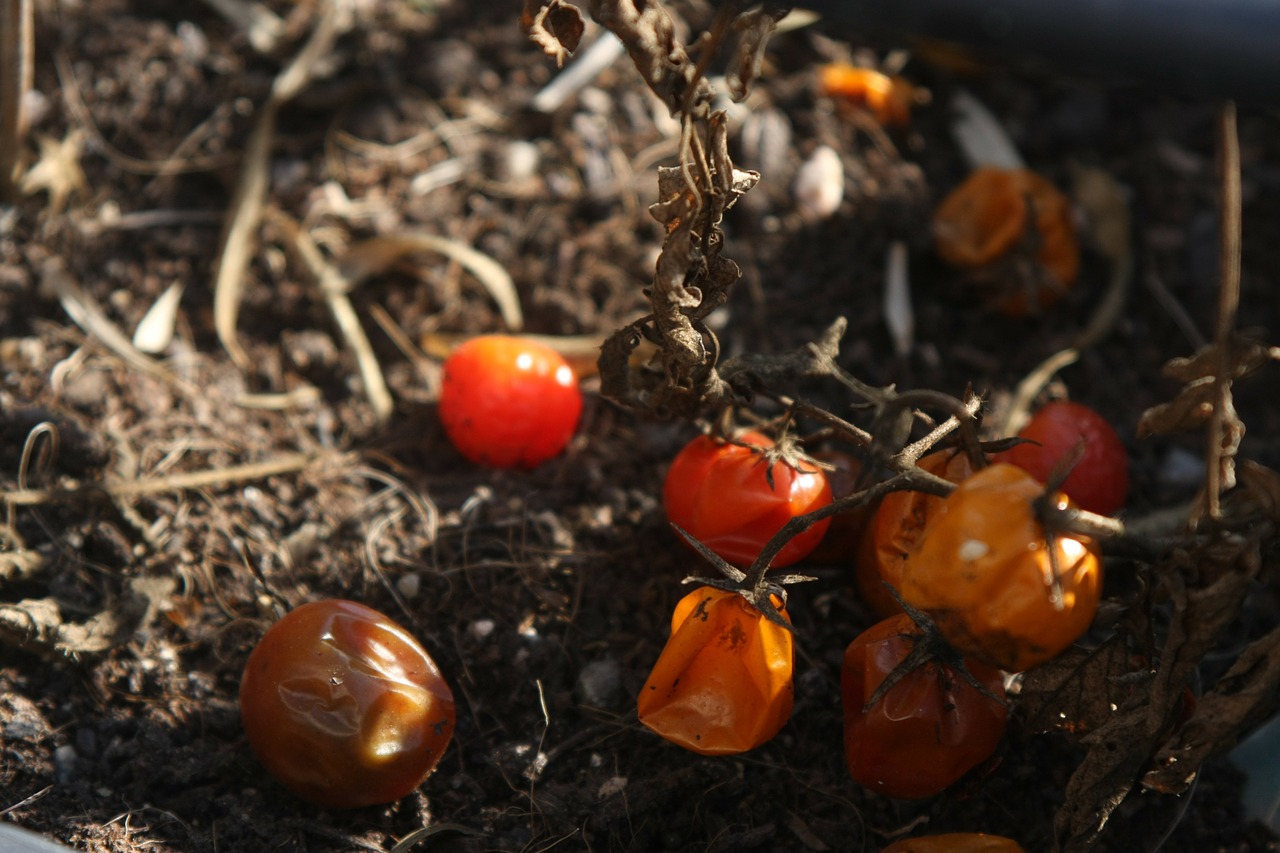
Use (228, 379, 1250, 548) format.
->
(865, 586, 1006, 713)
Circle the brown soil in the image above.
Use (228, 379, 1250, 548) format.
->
(2, 2, 1278, 852)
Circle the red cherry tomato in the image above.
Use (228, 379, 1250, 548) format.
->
(882, 833, 1026, 852)
(239, 599, 456, 808)
(663, 432, 833, 568)
(999, 400, 1128, 516)
(841, 614, 1007, 799)
(438, 335, 582, 468)
(638, 586, 794, 755)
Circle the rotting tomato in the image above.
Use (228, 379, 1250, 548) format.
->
(856, 449, 976, 618)
(818, 62, 920, 127)
(881, 833, 1027, 852)
(663, 431, 833, 568)
(841, 613, 1007, 800)
(932, 166, 1079, 316)
(239, 599, 456, 808)
(638, 586, 794, 756)
(901, 463, 1103, 672)
(999, 399, 1129, 516)
(438, 334, 582, 468)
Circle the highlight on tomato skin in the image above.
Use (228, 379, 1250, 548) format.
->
(437, 334, 583, 469)
(637, 586, 794, 756)
(663, 431, 833, 568)
(881, 832, 1027, 853)
(841, 613, 1008, 800)
(239, 599, 456, 808)
(901, 463, 1103, 672)
(999, 399, 1130, 517)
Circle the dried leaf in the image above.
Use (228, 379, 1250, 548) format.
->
(1017, 635, 1138, 736)
(520, 0, 585, 67)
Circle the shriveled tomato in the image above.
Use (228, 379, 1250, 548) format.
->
(932, 167, 1079, 316)
(999, 400, 1129, 516)
(438, 335, 582, 468)
(842, 613, 1006, 799)
(638, 586, 794, 755)
(901, 463, 1102, 672)
(856, 449, 976, 617)
(818, 62, 920, 127)
(882, 833, 1026, 852)
(239, 599, 456, 808)
(663, 432, 832, 568)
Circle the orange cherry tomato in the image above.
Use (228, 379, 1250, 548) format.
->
(239, 599, 456, 808)
(882, 833, 1027, 853)
(438, 334, 582, 468)
(856, 449, 976, 618)
(818, 62, 919, 127)
(638, 586, 794, 755)
(932, 167, 1079, 316)
(842, 614, 1007, 800)
(901, 463, 1102, 672)
(663, 432, 833, 568)
(998, 399, 1129, 516)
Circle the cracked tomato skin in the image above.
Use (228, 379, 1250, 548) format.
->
(638, 586, 794, 755)
(438, 335, 582, 468)
(842, 614, 1007, 800)
(999, 400, 1129, 516)
(856, 449, 977, 617)
(239, 599, 456, 808)
(901, 463, 1103, 672)
(663, 432, 833, 568)
(881, 833, 1026, 852)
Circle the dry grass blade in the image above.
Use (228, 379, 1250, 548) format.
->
(271, 209, 395, 424)
(0, 0, 32, 200)
(339, 232, 524, 332)
(213, 0, 350, 370)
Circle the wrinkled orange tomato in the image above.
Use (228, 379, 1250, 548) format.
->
(932, 167, 1079, 316)
(663, 431, 832, 568)
(239, 599, 456, 808)
(842, 614, 1007, 799)
(856, 449, 976, 617)
(901, 463, 1102, 672)
(881, 833, 1027, 853)
(638, 586, 794, 755)
(818, 62, 919, 127)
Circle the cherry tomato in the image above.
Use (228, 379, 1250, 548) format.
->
(818, 62, 919, 127)
(239, 599, 456, 808)
(882, 833, 1027, 853)
(805, 450, 879, 564)
(901, 463, 1102, 671)
(932, 167, 1079, 316)
(842, 613, 1007, 799)
(856, 449, 976, 618)
(663, 432, 833, 568)
(999, 400, 1129, 516)
(438, 335, 582, 468)
(638, 586, 794, 755)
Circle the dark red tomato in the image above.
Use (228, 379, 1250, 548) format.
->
(663, 431, 833, 568)
(239, 600, 455, 808)
(841, 614, 1007, 799)
(438, 335, 582, 468)
(999, 400, 1128, 516)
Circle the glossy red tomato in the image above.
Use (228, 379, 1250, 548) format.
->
(638, 586, 794, 755)
(239, 599, 456, 808)
(881, 833, 1026, 852)
(841, 614, 1007, 799)
(663, 432, 833, 568)
(438, 335, 582, 468)
(999, 400, 1128, 516)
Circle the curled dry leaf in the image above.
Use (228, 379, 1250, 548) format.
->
(520, 0, 585, 67)
(1137, 335, 1279, 438)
